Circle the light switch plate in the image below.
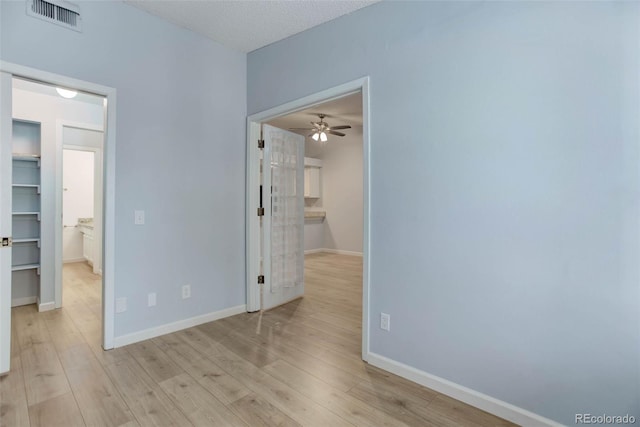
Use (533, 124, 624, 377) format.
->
(148, 292, 156, 307)
(134, 210, 145, 225)
(116, 297, 127, 313)
(380, 313, 390, 331)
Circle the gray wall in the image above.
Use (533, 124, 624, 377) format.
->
(248, 2, 640, 424)
(1, 1, 247, 336)
(307, 130, 363, 253)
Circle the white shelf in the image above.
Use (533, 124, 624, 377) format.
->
(12, 153, 40, 160)
(11, 264, 40, 273)
(12, 154, 41, 166)
(13, 238, 41, 247)
(12, 184, 41, 193)
(12, 212, 41, 221)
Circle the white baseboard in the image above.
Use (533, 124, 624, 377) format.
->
(367, 352, 562, 427)
(11, 296, 36, 307)
(305, 248, 363, 257)
(304, 248, 325, 255)
(113, 304, 247, 348)
(63, 258, 86, 264)
(38, 300, 56, 312)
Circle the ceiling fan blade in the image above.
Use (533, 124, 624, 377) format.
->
(329, 125, 351, 130)
(328, 130, 346, 137)
(308, 133, 316, 137)
(289, 128, 313, 130)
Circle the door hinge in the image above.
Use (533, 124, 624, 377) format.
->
(258, 139, 264, 149)
(257, 207, 265, 216)
(1, 237, 12, 247)
(257, 275, 264, 284)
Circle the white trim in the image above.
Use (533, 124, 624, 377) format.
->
(11, 296, 37, 308)
(304, 157, 322, 167)
(0, 60, 117, 350)
(319, 248, 363, 257)
(113, 304, 247, 348)
(304, 248, 363, 257)
(246, 76, 371, 362)
(38, 300, 55, 312)
(304, 248, 325, 255)
(245, 121, 261, 313)
(63, 257, 86, 264)
(0, 72, 13, 374)
(367, 352, 562, 427)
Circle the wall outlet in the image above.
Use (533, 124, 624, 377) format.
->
(134, 210, 145, 225)
(116, 297, 127, 313)
(182, 284, 191, 299)
(380, 313, 390, 331)
(148, 292, 156, 307)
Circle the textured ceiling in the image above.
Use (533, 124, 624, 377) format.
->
(125, 0, 380, 53)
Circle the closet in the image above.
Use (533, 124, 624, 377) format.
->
(11, 120, 41, 306)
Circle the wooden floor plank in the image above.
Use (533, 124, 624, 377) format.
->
(0, 351, 30, 427)
(159, 373, 248, 426)
(13, 306, 72, 406)
(27, 391, 85, 427)
(229, 393, 302, 427)
(264, 359, 412, 427)
(153, 333, 251, 405)
(105, 358, 193, 427)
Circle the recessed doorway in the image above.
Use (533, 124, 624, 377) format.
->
(245, 77, 371, 360)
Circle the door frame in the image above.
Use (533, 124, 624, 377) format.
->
(245, 76, 371, 361)
(0, 60, 117, 350)
(59, 134, 104, 300)
(58, 124, 104, 279)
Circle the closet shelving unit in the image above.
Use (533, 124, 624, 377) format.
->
(11, 120, 42, 307)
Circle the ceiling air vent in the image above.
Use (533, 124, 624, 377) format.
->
(26, 0, 82, 32)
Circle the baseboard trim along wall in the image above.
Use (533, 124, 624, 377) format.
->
(11, 296, 37, 308)
(367, 352, 563, 427)
(38, 300, 56, 312)
(304, 248, 363, 257)
(113, 304, 247, 348)
(63, 258, 87, 264)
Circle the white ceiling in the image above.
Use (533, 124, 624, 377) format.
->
(268, 91, 361, 130)
(125, 0, 380, 53)
(268, 92, 362, 156)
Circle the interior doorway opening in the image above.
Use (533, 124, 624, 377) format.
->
(246, 77, 370, 361)
(1, 63, 117, 375)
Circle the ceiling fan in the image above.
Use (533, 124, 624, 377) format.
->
(289, 114, 351, 142)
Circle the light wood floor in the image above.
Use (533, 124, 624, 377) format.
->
(1, 254, 514, 426)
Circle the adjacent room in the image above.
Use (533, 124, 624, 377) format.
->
(0, 1, 638, 426)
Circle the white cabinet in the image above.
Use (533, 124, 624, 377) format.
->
(80, 226, 94, 266)
(304, 167, 321, 198)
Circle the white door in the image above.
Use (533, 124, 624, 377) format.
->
(261, 124, 305, 310)
(0, 71, 13, 374)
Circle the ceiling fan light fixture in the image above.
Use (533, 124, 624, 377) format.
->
(312, 132, 320, 141)
(320, 132, 327, 142)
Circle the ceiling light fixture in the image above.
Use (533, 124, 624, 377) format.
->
(56, 87, 78, 99)
(289, 113, 352, 143)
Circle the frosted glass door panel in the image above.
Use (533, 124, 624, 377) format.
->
(262, 124, 305, 310)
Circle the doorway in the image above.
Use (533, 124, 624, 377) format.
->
(245, 77, 371, 360)
(0, 63, 116, 375)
